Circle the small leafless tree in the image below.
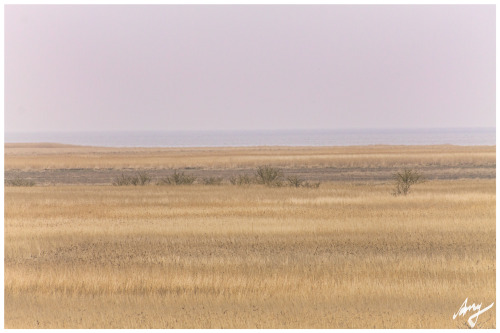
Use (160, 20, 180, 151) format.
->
(157, 171, 196, 185)
(303, 181, 321, 189)
(392, 169, 424, 196)
(203, 176, 223, 185)
(287, 175, 304, 187)
(137, 172, 152, 186)
(113, 172, 151, 186)
(229, 174, 254, 185)
(255, 165, 284, 187)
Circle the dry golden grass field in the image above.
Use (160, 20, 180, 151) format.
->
(4, 143, 495, 171)
(4, 145, 496, 328)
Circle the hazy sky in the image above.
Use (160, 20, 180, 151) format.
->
(5, 5, 496, 132)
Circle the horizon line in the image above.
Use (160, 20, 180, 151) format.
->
(5, 126, 496, 134)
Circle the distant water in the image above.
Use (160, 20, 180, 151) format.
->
(4, 128, 495, 147)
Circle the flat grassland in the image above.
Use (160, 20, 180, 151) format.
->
(4, 144, 496, 328)
(4, 143, 495, 171)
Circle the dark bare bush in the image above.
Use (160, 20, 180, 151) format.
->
(156, 178, 169, 185)
(203, 177, 223, 185)
(157, 171, 196, 185)
(130, 176, 139, 186)
(229, 174, 254, 186)
(303, 181, 321, 189)
(137, 172, 152, 186)
(287, 175, 304, 188)
(255, 165, 284, 187)
(113, 172, 152, 186)
(5, 177, 35, 187)
(392, 169, 424, 196)
(287, 176, 320, 188)
(170, 171, 196, 185)
(112, 173, 133, 186)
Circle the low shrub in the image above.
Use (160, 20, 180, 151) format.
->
(5, 177, 35, 187)
(157, 171, 196, 185)
(255, 165, 284, 187)
(287, 175, 304, 188)
(287, 176, 320, 188)
(113, 174, 132, 186)
(229, 174, 254, 186)
(202, 177, 224, 185)
(392, 169, 424, 196)
(137, 172, 152, 186)
(112, 172, 151, 186)
(303, 181, 321, 188)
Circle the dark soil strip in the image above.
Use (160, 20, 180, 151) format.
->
(5, 165, 496, 186)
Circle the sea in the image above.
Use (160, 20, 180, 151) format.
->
(4, 128, 496, 148)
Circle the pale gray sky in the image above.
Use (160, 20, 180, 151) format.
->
(4, 5, 496, 132)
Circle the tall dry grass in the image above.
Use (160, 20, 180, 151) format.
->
(4, 180, 495, 328)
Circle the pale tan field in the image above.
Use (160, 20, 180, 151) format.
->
(5, 176, 496, 328)
(4, 143, 496, 170)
